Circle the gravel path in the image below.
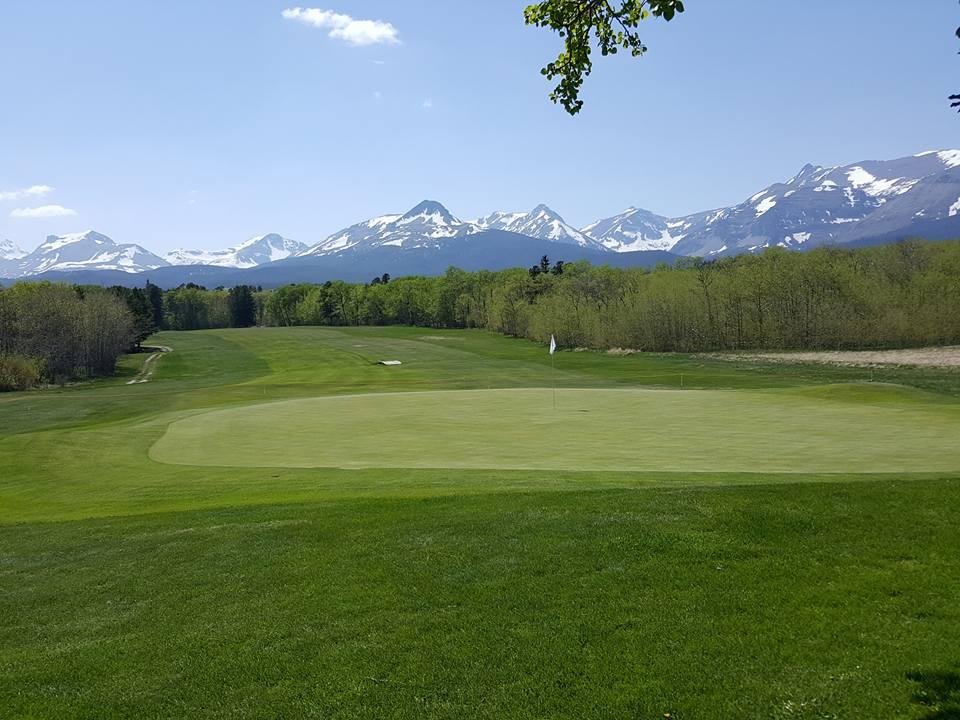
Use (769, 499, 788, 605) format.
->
(127, 346, 172, 384)
(729, 346, 960, 368)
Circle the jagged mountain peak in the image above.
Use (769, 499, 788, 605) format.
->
(165, 233, 306, 269)
(239, 232, 283, 247)
(300, 201, 473, 258)
(476, 204, 599, 248)
(0, 238, 27, 260)
(788, 163, 827, 185)
(399, 200, 458, 223)
(581, 206, 678, 252)
(40, 230, 112, 251)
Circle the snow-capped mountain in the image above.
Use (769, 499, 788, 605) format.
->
(476, 204, 600, 248)
(0, 231, 169, 278)
(582, 149, 960, 256)
(0, 239, 27, 261)
(580, 207, 684, 252)
(166, 233, 306, 268)
(300, 200, 478, 257)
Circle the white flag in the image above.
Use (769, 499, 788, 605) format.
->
(549, 334, 556, 355)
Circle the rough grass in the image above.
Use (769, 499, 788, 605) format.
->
(2, 326, 960, 719)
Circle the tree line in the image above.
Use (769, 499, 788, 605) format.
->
(0, 283, 151, 390)
(155, 240, 960, 352)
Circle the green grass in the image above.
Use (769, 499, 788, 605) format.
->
(2, 326, 960, 719)
(151, 387, 960, 473)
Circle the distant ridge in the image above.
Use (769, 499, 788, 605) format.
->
(165, 233, 306, 268)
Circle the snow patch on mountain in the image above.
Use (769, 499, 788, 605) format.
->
(846, 167, 918, 198)
(754, 195, 777, 217)
(919, 149, 960, 168)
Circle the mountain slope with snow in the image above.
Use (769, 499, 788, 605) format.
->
(0, 231, 169, 278)
(580, 207, 683, 252)
(666, 150, 960, 256)
(0, 239, 27, 261)
(477, 205, 601, 248)
(300, 200, 479, 257)
(580, 149, 960, 256)
(166, 233, 306, 268)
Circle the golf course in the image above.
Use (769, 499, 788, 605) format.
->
(3, 326, 960, 718)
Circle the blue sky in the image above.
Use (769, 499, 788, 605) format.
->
(1, 1, 958, 253)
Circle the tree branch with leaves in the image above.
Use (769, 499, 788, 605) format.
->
(524, 0, 685, 114)
(952, 15, 960, 111)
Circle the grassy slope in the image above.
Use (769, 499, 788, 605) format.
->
(2, 327, 960, 719)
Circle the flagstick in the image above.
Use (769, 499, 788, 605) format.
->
(552, 357, 557, 410)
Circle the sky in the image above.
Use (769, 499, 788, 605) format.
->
(1, 1, 958, 254)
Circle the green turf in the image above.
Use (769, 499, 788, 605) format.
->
(2, 327, 960, 719)
(151, 387, 960, 473)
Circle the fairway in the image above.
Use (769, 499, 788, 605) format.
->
(152, 386, 960, 473)
(4, 327, 960, 719)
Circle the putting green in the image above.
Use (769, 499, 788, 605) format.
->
(149, 386, 960, 473)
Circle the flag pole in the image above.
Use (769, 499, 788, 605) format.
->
(549, 333, 557, 411)
(552, 349, 556, 411)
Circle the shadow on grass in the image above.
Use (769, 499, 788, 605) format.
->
(907, 668, 960, 719)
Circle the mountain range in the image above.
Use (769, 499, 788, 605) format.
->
(3, 149, 960, 287)
(164, 233, 307, 268)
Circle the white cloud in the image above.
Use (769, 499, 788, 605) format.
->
(0, 185, 54, 202)
(422, 98, 433, 110)
(10, 204, 77, 218)
(282, 7, 399, 46)
(373, 90, 382, 101)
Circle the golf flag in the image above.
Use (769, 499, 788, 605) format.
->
(549, 334, 556, 355)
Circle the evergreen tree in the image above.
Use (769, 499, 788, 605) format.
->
(228, 285, 257, 328)
(145, 281, 164, 329)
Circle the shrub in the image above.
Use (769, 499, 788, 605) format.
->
(0, 354, 44, 392)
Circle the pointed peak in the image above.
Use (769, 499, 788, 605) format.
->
(0, 238, 27, 259)
(238, 232, 286, 249)
(43, 230, 113, 247)
(401, 200, 454, 221)
(530, 203, 568, 223)
(788, 163, 826, 185)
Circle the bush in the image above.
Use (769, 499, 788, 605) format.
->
(0, 354, 44, 392)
